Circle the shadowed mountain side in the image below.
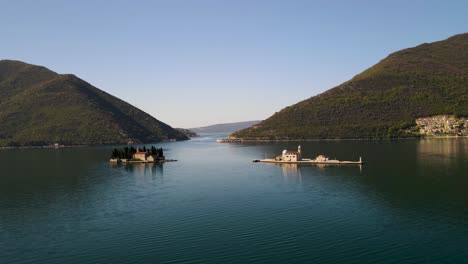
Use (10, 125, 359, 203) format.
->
(0, 60, 188, 146)
(176, 128, 198, 137)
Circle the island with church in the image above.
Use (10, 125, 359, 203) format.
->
(253, 146, 363, 165)
(109, 146, 177, 163)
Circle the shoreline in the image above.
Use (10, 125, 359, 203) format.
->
(218, 135, 468, 143)
(110, 159, 177, 164)
(0, 138, 190, 150)
(254, 158, 362, 165)
(0, 145, 87, 150)
(1, 135, 466, 149)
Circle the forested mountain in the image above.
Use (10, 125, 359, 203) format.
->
(176, 128, 198, 137)
(231, 33, 468, 140)
(0, 60, 188, 146)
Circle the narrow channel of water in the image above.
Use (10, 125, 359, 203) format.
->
(1, 136, 467, 263)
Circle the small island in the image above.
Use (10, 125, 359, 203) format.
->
(254, 146, 362, 165)
(109, 146, 176, 163)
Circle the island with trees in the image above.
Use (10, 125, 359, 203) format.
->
(109, 146, 176, 163)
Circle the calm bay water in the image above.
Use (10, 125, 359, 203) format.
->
(1, 135, 467, 263)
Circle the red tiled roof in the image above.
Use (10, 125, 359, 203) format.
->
(285, 151, 300, 155)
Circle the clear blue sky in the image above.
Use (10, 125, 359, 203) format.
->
(1, 0, 467, 128)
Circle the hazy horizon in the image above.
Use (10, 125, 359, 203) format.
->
(1, 0, 467, 127)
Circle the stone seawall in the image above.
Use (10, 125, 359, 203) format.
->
(415, 115, 467, 136)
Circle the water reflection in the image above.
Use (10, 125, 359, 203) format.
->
(417, 138, 466, 166)
(270, 163, 302, 185)
(278, 163, 301, 176)
(272, 162, 364, 183)
(123, 163, 164, 178)
(415, 139, 467, 182)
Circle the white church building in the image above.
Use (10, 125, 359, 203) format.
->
(277, 146, 302, 162)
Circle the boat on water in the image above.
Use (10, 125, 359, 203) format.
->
(253, 145, 363, 165)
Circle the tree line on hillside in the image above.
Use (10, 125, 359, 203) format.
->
(0, 60, 189, 148)
(110, 146, 164, 159)
(230, 34, 468, 140)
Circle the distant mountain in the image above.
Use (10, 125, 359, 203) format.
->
(176, 128, 198, 137)
(189, 120, 262, 134)
(0, 60, 188, 147)
(231, 33, 468, 140)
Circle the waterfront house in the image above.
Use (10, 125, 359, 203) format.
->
(133, 151, 163, 162)
(133, 151, 149, 161)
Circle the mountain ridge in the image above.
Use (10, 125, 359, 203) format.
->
(231, 33, 468, 140)
(189, 120, 262, 134)
(0, 60, 188, 146)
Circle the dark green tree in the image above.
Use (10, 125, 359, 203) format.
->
(111, 148, 119, 159)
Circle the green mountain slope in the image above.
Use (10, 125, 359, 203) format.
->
(231, 33, 468, 140)
(0, 60, 188, 146)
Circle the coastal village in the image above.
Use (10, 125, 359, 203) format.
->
(415, 115, 468, 136)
